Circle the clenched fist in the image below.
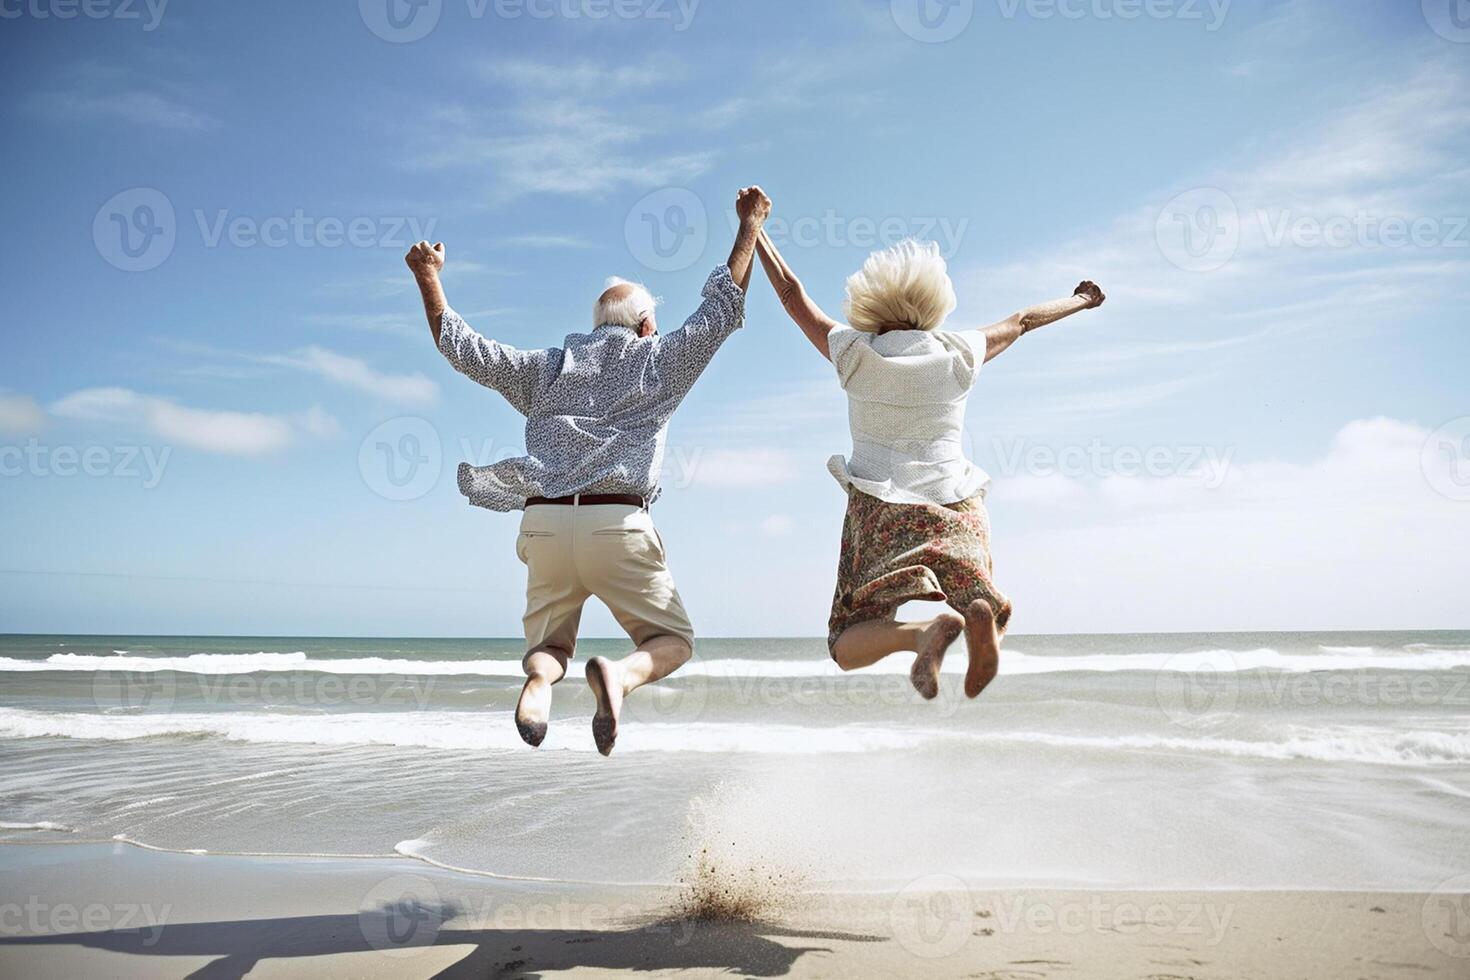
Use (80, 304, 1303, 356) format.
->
(736, 186, 772, 226)
(405, 240, 445, 279)
(1073, 280, 1106, 309)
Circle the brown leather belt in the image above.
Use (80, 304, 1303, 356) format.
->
(526, 493, 648, 508)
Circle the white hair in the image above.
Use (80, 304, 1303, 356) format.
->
(593, 277, 660, 330)
(842, 239, 957, 334)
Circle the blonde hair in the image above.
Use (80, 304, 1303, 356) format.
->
(843, 239, 957, 333)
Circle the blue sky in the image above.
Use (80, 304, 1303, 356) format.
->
(1, 0, 1467, 637)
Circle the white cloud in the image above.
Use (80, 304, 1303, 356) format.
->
(956, 57, 1470, 400)
(419, 96, 709, 200)
(482, 60, 667, 96)
(760, 514, 796, 537)
(48, 388, 334, 456)
(0, 393, 45, 435)
(268, 347, 439, 405)
(501, 234, 594, 249)
(29, 64, 214, 131)
(683, 448, 803, 489)
(995, 418, 1469, 631)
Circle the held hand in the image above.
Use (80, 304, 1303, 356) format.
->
(735, 185, 772, 227)
(1073, 280, 1106, 309)
(406, 240, 445, 279)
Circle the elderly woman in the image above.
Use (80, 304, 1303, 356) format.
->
(754, 232, 1104, 700)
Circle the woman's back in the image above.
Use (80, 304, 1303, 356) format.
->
(828, 325, 990, 506)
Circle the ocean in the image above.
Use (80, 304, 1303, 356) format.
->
(1, 631, 1466, 892)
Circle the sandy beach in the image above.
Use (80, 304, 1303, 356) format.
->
(1, 842, 1464, 978)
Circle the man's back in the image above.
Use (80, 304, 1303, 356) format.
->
(437, 265, 746, 510)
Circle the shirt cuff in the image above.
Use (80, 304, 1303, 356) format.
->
(437, 308, 466, 358)
(707, 264, 746, 318)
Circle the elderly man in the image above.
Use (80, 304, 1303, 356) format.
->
(404, 186, 771, 756)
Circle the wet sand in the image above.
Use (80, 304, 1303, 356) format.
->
(0, 843, 1463, 978)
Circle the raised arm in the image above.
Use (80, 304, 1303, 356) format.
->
(754, 228, 844, 361)
(406, 240, 448, 343)
(726, 185, 770, 293)
(406, 240, 548, 415)
(979, 281, 1106, 363)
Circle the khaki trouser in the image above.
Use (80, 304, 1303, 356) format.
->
(516, 503, 695, 653)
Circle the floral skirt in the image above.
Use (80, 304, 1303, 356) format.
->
(827, 488, 1012, 654)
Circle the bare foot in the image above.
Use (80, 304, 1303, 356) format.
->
(963, 599, 1001, 699)
(910, 612, 964, 700)
(514, 675, 552, 747)
(584, 657, 624, 757)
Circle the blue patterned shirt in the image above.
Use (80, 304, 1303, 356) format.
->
(437, 265, 745, 511)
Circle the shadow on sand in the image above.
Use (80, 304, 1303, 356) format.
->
(0, 901, 886, 978)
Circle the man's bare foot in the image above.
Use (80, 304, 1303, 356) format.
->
(910, 612, 964, 700)
(963, 599, 1001, 698)
(584, 657, 624, 757)
(514, 675, 552, 747)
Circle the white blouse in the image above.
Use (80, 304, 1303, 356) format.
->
(826, 325, 991, 506)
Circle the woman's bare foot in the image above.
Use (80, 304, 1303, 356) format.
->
(910, 612, 964, 700)
(584, 657, 624, 757)
(963, 599, 1001, 698)
(514, 675, 552, 747)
